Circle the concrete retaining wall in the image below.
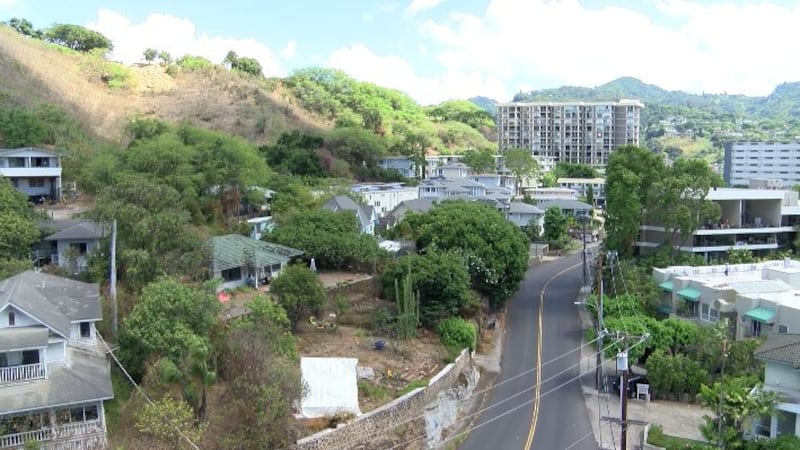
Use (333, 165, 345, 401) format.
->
(293, 349, 473, 450)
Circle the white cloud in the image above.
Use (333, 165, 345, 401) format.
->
(0, 0, 20, 9)
(281, 40, 297, 59)
(327, 43, 507, 104)
(407, 0, 446, 16)
(87, 9, 284, 76)
(419, 0, 800, 97)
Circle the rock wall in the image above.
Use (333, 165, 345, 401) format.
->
(293, 349, 474, 450)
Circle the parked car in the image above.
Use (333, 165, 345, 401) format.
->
(611, 373, 648, 398)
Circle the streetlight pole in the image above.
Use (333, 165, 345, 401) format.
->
(581, 215, 588, 285)
(596, 254, 604, 390)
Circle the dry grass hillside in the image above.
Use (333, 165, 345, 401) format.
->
(0, 26, 327, 144)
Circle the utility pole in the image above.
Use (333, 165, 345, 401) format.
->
(621, 365, 629, 450)
(110, 219, 118, 339)
(581, 215, 588, 284)
(595, 252, 604, 390)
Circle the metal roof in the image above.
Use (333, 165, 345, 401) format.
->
(745, 306, 776, 324)
(210, 234, 303, 273)
(43, 220, 106, 241)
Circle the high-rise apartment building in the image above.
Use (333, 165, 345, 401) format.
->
(496, 99, 643, 168)
(724, 141, 800, 188)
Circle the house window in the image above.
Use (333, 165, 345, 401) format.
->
(70, 242, 88, 255)
(22, 350, 40, 365)
(221, 267, 242, 282)
(28, 178, 46, 188)
(80, 322, 91, 338)
(8, 310, 14, 326)
(0, 353, 6, 367)
(778, 325, 789, 334)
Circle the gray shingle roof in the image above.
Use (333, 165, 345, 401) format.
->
(540, 198, 594, 211)
(321, 195, 372, 229)
(508, 202, 544, 214)
(754, 334, 800, 367)
(210, 234, 304, 273)
(42, 220, 106, 241)
(0, 327, 49, 352)
(0, 271, 101, 338)
(0, 345, 113, 415)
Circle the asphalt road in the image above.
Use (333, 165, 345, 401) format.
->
(459, 252, 597, 450)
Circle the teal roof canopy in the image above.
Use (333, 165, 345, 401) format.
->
(677, 287, 701, 301)
(658, 280, 673, 292)
(745, 306, 776, 324)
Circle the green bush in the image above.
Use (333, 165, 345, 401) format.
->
(176, 54, 213, 71)
(437, 317, 476, 352)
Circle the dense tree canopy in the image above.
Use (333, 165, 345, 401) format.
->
(503, 148, 539, 192)
(402, 201, 529, 307)
(605, 145, 721, 258)
(0, 178, 38, 260)
(266, 209, 383, 271)
(381, 251, 472, 327)
(553, 162, 600, 179)
(44, 24, 113, 52)
(461, 148, 496, 174)
(269, 265, 327, 332)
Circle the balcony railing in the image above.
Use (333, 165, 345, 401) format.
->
(0, 419, 104, 449)
(0, 363, 46, 384)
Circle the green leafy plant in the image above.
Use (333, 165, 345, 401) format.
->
(437, 317, 476, 352)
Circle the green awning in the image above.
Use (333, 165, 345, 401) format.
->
(745, 307, 776, 324)
(658, 280, 674, 292)
(677, 287, 701, 301)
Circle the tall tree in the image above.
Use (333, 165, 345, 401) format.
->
(0, 178, 39, 261)
(44, 24, 113, 52)
(543, 206, 568, 244)
(402, 200, 529, 308)
(143, 48, 158, 62)
(7, 17, 40, 38)
(461, 148, 496, 174)
(503, 148, 539, 194)
(605, 145, 664, 257)
(392, 124, 430, 179)
(269, 265, 327, 332)
(699, 376, 778, 448)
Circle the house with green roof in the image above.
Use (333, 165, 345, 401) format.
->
(753, 334, 800, 439)
(209, 234, 304, 290)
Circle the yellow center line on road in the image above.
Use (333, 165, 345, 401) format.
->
(523, 262, 581, 450)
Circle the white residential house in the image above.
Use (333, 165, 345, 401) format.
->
(753, 334, 800, 439)
(505, 202, 545, 230)
(321, 195, 378, 235)
(377, 156, 417, 178)
(524, 187, 579, 206)
(0, 148, 62, 203)
(638, 188, 800, 261)
(245, 216, 275, 241)
(0, 271, 113, 449)
(350, 183, 418, 217)
(209, 234, 304, 291)
(556, 177, 606, 206)
(436, 162, 470, 179)
(653, 259, 800, 339)
(33, 220, 107, 273)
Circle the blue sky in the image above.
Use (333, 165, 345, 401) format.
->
(3, 0, 800, 104)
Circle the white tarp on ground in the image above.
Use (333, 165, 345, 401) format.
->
(300, 357, 362, 418)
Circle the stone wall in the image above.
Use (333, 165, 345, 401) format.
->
(326, 276, 382, 305)
(293, 349, 473, 450)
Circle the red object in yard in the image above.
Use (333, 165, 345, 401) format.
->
(217, 291, 231, 303)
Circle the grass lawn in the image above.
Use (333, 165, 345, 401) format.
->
(647, 424, 712, 449)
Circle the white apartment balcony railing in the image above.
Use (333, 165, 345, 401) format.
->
(0, 363, 46, 384)
(0, 419, 104, 449)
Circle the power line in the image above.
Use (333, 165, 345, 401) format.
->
(328, 337, 624, 450)
(385, 345, 630, 450)
(326, 335, 615, 450)
(97, 331, 201, 450)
